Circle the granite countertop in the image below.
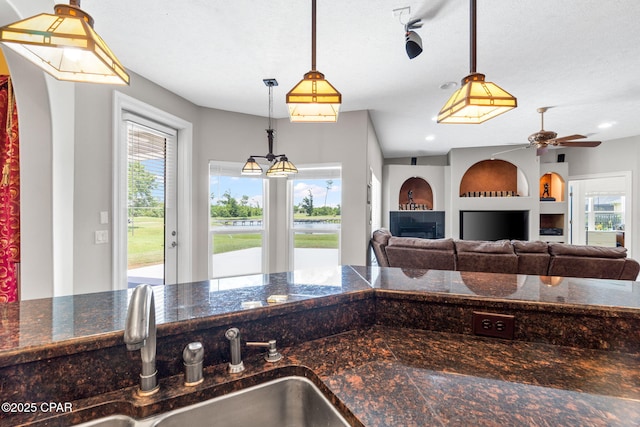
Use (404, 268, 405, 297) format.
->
(17, 325, 640, 427)
(3, 265, 640, 358)
(3, 265, 640, 426)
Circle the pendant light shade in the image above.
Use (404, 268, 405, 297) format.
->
(287, 71, 341, 122)
(286, 0, 341, 122)
(437, 73, 517, 124)
(266, 156, 298, 177)
(0, 0, 129, 85)
(437, 0, 515, 124)
(241, 157, 263, 175)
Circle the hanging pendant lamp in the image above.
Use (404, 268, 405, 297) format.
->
(286, 0, 341, 122)
(437, 0, 516, 124)
(242, 79, 298, 177)
(0, 0, 129, 85)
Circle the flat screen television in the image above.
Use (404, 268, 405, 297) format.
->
(460, 210, 529, 241)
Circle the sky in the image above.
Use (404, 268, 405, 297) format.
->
(209, 176, 342, 208)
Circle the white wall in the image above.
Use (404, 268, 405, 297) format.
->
(449, 145, 540, 239)
(7, 39, 380, 297)
(72, 74, 200, 294)
(544, 136, 640, 257)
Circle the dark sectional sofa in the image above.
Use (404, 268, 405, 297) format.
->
(371, 229, 640, 281)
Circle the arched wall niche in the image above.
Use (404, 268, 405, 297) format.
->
(539, 172, 565, 201)
(398, 177, 433, 210)
(459, 159, 529, 197)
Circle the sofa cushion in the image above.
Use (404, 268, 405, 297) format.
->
(547, 242, 628, 279)
(548, 256, 625, 279)
(455, 240, 518, 274)
(512, 240, 548, 254)
(455, 239, 514, 254)
(511, 240, 550, 275)
(388, 237, 455, 251)
(548, 242, 627, 259)
(385, 237, 456, 270)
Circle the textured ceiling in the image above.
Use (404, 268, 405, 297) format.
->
(76, 0, 640, 157)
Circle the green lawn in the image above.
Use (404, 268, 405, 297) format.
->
(211, 232, 338, 254)
(212, 233, 263, 254)
(293, 233, 339, 249)
(127, 216, 340, 268)
(128, 216, 164, 269)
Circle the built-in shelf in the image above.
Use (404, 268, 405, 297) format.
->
(539, 172, 565, 202)
(539, 164, 569, 242)
(398, 177, 433, 210)
(459, 159, 524, 197)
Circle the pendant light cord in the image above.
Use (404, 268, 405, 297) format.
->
(268, 83, 273, 130)
(469, 0, 476, 74)
(311, 0, 316, 71)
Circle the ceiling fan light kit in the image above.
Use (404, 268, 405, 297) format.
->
(0, 0, 129, 85)
(438, 0, 516, 124)
(286, 0, 341, 122)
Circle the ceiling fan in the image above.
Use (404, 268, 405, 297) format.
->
(528, 107, 602, 155)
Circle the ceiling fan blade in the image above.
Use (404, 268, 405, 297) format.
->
(551, 134, 587, 143)
(415, 0, 451, 20)
(554, 141, 602, 148)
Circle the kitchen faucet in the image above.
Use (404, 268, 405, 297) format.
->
(225, 327, 282, 374)
(124, 284, 159, 396)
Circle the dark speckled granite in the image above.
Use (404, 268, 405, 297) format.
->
(3, 265, 640, 426)
(0, 266, 371, 363)
(355, 266, 640, 309)
(12, 327, 640, 427)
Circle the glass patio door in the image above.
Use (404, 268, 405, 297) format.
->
(125, 116, 178, 286)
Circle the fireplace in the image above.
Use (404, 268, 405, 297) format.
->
(460, 210, 529, 241)
(390, 211, 445, 239)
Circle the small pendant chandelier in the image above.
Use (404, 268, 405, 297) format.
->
(286, 0, 341, 122)
(0, 0, 129, 85)
(437, 0, 516, 124)
(242, 79, 298, 177)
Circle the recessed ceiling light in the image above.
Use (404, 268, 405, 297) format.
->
(439, 81, 458, 90)
(425, 134, 435, 141)
(431, 115, 438, 122)
(597, 121, 616, 129)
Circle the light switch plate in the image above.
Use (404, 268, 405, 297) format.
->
(100, 211, 109, 224)
(95, 230, 108, 244)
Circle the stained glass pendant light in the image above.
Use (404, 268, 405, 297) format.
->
(286, 0, 341, 122)
(0, 0, 129, 85)
(242, 79, 298, 177)
(437, 0, 516, 124)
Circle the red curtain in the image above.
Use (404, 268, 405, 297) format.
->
(0, 76, 19, 303)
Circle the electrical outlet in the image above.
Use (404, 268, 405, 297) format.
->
(472, 311, 515, 340)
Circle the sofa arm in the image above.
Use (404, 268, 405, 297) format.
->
(370, 229, 392, 267)
(621, 258, 640, 280)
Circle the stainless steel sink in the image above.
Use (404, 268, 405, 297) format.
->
(76, 376, 350, 427)
(76, 414, 136, 426)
